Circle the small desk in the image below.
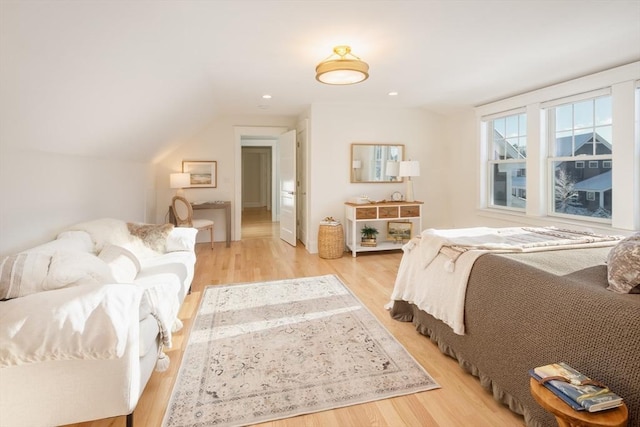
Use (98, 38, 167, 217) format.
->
(169, 201, 231, 248)
(529, 378, 628, 427)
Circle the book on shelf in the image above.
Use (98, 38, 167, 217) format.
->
(530, 362, 623, 413)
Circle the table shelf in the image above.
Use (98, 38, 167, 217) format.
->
(344, 201, 423, 257)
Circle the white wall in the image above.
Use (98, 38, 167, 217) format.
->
(307, 104, 451, 253)
(154, 114, 296, 243)
(0, 147, 152, 257)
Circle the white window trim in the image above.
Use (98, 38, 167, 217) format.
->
(476, 62, 640, 231)
(576, 161, 585, 168)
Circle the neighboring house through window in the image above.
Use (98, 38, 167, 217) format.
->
(486, 112, 527, 210)
(547, 94, 612, 220)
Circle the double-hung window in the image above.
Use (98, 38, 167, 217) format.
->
(486, 112, 527, 210)
(546, 93, 612, 220)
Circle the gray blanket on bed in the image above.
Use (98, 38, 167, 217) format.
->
(390, 246, 640, 427)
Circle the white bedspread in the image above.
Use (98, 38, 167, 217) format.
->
(390, 227, 622, 335)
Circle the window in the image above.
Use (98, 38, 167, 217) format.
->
(603, 161, 612, 168)
(548, 95, 612, 220)
(487, 112, 527, 210)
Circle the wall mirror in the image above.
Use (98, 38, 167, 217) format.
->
(350, 143, 404, 183)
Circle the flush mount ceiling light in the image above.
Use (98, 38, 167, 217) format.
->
(315, 45, 369, 85)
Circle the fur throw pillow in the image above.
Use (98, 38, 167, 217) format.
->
(607, 232, 640, 294)
(127, 223, 174, 253)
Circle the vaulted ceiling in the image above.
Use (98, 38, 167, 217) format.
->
(1, 0, 639, 161)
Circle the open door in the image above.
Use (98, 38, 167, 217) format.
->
(278, 129, 297, 246)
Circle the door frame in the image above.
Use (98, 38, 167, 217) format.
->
(234, 126, 289, 241)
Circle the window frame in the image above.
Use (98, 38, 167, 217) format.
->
(545, 92, 613, 223)
(475, 63, 639, 232)
(484, 110, 528, 212)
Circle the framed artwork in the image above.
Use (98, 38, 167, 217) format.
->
(182, 161, 217, 188)
(387, 221, 413, 242)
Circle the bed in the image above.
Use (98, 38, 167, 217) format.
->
(389, 227, 640, 427)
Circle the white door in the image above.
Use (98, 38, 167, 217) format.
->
(278, 129, 297, 246)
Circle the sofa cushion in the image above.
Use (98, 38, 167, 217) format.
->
(47, 252, 115, 288)
(166, 227, 198, 252)
(99, 245, 141, 283)
(0, 252, 51, 299)
(607, 232, 640, 294)
(0, 250, 114, 300)
(64, 218, 131, 252)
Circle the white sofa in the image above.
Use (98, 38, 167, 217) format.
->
(0, 218, 197, 427)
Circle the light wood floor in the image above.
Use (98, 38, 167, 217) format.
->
(65, 216, 526, 427)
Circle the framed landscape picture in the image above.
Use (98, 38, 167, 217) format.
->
(182, 161, 217, 188)
(387, 221, 412, 243)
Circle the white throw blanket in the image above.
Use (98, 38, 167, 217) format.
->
(0, 284, 143, 367)
(0, 280, 180, 367)
(391, 227, 622, 335)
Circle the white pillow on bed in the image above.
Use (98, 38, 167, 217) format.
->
(607, 232, 640, 294)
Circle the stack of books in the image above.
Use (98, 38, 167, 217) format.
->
(530, 362, 623, 412)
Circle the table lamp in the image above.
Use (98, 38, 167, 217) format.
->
(399, 160, 420, 202)
(170, 173, 191, 196)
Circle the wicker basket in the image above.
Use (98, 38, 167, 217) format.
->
(318, 223, 344, 259)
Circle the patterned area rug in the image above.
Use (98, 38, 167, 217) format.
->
(162, 274, 439, 427)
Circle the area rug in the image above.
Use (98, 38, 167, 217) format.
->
(162, 274, 439, 427)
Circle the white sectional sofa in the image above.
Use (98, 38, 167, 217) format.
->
(0, 218, 197, 427)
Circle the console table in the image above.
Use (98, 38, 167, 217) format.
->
(169, 201, 231, 247)
(344, 201, 423, 257)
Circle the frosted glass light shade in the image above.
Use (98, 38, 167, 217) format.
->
(170, 173, 190, 189)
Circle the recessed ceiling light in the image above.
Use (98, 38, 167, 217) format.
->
(388, 91, 399, 96)
(262, 94, 272, 99)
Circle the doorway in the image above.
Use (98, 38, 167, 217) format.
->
(241, 144, 276, 238)
(233, 125, 307, 246)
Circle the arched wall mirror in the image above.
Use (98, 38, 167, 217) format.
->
(350, 143, 404, 183)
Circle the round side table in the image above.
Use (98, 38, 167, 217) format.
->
(529, 378, 628, 427)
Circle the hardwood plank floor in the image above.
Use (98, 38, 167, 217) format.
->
(64, 217, 526, 427)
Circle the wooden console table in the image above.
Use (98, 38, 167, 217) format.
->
(169, 201, 231, 248)
(344, 201, 423, 257)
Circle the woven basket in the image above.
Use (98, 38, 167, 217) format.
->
(318, 223, 344, 259)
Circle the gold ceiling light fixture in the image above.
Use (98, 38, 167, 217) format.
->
(315, 45, 369, 85)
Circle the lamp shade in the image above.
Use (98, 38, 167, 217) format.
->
(399, 161, 420, 177)
(170, 173, 191, 189)
(352, 160, 362, 169)
(386, 160, 399, 177)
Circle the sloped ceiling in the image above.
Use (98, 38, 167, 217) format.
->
(1, 0, 639, 162)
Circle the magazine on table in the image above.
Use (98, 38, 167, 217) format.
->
(530, 362, 623, 412)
